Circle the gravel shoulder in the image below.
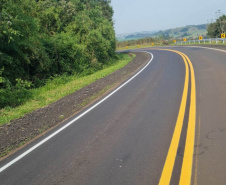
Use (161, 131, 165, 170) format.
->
(0, 52, 151, 158)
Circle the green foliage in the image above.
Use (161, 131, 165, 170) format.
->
(0, 68, 5, 84)
(207, 15, 226, 38)
(0, 0, 116, 109)
(0, 53, 134, 125)
(117, 37, 157, 48)
(0, 78, 33, 108)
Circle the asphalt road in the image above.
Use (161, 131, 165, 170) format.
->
(0, 46, 226, 185)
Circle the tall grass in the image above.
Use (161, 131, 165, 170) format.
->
(0, 53, 135, 125)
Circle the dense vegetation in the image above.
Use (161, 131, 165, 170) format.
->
(117, 37, 155, 48)
(207, 14, 226, 37)
(116, 36, 172, 49)
(0, 0, 116, 108)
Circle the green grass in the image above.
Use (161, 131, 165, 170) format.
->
(0, 53, 135, 126)
(117, 40, 226, 51)
(0, 146, 14, 158)
(117, 44, 161, 51)
(117, 42, 173, 51)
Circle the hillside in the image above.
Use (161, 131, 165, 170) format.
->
(117, 24, 208, 41)
(117, 31, 158, 41)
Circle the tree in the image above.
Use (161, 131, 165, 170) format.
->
(207, 14, 226, 38)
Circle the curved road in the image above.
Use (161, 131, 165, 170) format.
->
(0, 46, 226, 185)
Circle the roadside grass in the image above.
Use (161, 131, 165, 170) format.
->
(0, 138, 32, 158)
(117, 40, 226, 51)
(0, 53, 135, 126)
(117, 43, 163, 51)
(0, 146, 14, 158)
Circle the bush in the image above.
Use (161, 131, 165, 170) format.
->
(0, 0, 116, 109)
(0, 78, 32, 108)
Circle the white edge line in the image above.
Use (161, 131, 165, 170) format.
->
(0, 52, 154, 173)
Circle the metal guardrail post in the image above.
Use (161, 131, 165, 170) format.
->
(175, 37, 226, 45)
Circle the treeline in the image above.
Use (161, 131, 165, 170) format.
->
(0, 0, 116, 108)
(207, 14, 226, 37)
(116, 36, 172, 48)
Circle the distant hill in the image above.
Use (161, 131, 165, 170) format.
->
(116, 31, 158, 41)
(117, 24, 208, 41)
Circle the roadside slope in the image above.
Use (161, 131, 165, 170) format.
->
(0, 52, 151, 158)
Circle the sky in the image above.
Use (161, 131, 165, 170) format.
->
(110, 0, 226, 35)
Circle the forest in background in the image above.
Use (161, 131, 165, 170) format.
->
(207, 14, 226, 38)
(0, 0, 116, 108)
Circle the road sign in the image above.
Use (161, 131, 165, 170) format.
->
(173, 40, 176, 43)
(126, 46, 128, 49)
(199, 36, 203, 40)
(183, 38, 187, 42)
(137, 45, 140, 48)
(221, 33, 225, 38)
(151, 43, 154, 46)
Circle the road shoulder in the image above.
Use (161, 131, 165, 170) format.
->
(0, 52, 151, 159)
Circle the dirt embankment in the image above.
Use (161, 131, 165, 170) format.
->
(0, 52, 151, 158)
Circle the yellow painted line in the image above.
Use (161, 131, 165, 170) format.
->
(179, 52, 196, 185)
(153, 49, 196, 185)
(158, 50, 189, 185)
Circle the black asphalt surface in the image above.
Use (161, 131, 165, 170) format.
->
(173, 46, 226, 185)
(0, 47, 226, 185)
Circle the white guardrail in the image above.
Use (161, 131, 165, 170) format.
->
(175, 38, 226, 45)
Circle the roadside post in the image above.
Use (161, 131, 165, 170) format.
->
(221, 33, 225, 43)
(199, 36, 202, 44)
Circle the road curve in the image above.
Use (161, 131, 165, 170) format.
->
(0, 46, 226, 185)
(171, 46, 226, 185)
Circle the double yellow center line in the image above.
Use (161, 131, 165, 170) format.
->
(157, 49, 196, 185)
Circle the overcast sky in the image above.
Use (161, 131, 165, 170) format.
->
(111, 0, 226, 35)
